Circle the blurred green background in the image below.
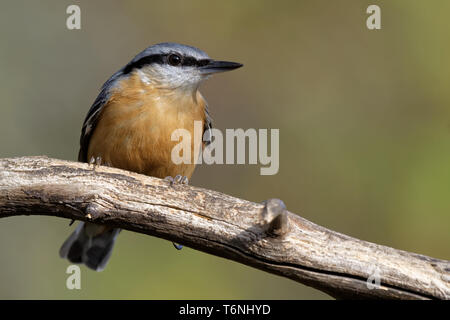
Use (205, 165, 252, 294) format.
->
(0, 0, 449, 299)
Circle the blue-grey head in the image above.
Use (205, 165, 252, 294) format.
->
(122, 42, 242, 91)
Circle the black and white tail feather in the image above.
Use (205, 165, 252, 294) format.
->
(59, 222, 121, 271)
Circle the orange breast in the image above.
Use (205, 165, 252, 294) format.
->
(87, 73, 206, 179)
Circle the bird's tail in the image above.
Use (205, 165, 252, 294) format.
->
(59, 222, 121, 271)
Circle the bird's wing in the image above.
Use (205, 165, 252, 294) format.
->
(78, 71, 123, 162)
(203, 103, 213, 147)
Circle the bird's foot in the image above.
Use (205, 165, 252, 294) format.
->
(164, 175, 189, 186)
(172, 242, 183, 250)
(89, 156, 112, 171)
(89, 156, 103, 170)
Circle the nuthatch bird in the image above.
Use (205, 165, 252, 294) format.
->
(59, 42, 242, 271)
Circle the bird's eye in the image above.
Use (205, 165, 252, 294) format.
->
(168, 54, 182, 66)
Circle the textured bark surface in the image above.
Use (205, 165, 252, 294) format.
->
(0, 156, 449, 299)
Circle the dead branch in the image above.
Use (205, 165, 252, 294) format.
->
(0, 156, 448, 299)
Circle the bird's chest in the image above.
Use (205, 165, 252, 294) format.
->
(87, 88, 205, 178)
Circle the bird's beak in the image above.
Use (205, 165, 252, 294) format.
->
(200, 60, 243, 75)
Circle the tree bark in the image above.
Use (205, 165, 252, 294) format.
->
(0, 156, 448, 299)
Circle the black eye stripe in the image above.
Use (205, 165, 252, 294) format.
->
(123, 54, 210, 74)
(123, 55, 165, 74)
(183, 57, 210, 67)
(181, 56, 197, 66)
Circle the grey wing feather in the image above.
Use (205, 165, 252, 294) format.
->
(78, 70, 124, 162)
(203, 104, 213, 146)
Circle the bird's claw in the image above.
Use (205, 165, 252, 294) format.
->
(172, 242, 183, 250)
(89, 156, 103, 170)
(164, 175, 189, 186)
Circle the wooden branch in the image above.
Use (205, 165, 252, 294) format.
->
(0, 156, 449, 300)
